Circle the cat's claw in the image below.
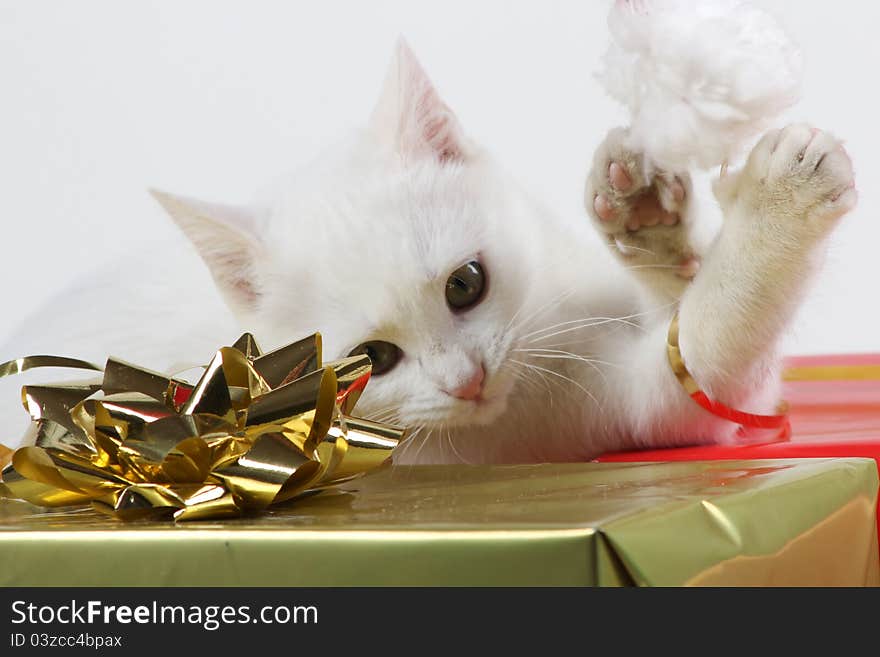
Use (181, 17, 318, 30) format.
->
(732, 123, 856, 233)
(585, 127, 700, 288)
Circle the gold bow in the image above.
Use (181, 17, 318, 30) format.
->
(0, 333, 404, 521)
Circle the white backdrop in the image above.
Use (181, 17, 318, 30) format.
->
(0, 0, 877, 354)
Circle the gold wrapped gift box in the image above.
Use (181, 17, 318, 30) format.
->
(0, 458, 877, 586)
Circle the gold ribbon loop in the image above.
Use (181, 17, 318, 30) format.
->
(252, 333, 322, 388)
(0, 333, 405, 521)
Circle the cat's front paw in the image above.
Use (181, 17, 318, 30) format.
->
(732, 124, 856, 236)
(585, 127, 700, 283)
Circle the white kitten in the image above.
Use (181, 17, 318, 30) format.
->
(1, 41, 856, 464)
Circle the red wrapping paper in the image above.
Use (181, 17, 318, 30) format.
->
(598, 353, 880, 529)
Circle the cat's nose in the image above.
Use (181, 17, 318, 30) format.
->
(450, 365, 485, 401)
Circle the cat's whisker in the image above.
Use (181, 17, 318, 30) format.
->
(393, 425, 420, 457)
(389, 426, 419, 481)
(525, 317, 644, 344)
(614, 244, 659, 256)
(521, 308, 664, 343)
(526, 334, 616, 349)
(371, 412, 402, 424)
(530, 301, 679, 344)
(511, 360, 557, 407)
(503, 361, 544, 396)
(519, 320, 649, 349)
(367, 414, 403, 427)
(526, 304, 681, 349)
(505, 359, 540, 397)
(393, 425, 431, 478)
(504, 298, 535, 336)
(508, 356, 551, 387)
(438, 428, 449, 463)
(508, 359, 556, 406)
(403, 423, 424, 439)
(510, 358, 601, 410)
(411, 427, 436, 465)
(446, 428, 471, 465)
(513, 348, 618, 385)
(366, 406, 399, 422)
(623, 264, 684, 271)
(514, 348, 621, 369)
(364, 404, 397, 417)
(503, 267, 577, 336)
(507, 286, 580, 337)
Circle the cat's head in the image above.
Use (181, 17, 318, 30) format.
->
(152, 40, 549, 432)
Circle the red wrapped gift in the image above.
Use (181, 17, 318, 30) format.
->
(598, 354, 880, 528)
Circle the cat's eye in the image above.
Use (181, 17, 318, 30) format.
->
(348, 340, 402, 376)
(445, 261, 486, 311)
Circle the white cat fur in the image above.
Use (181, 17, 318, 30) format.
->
(0, 41, 855, 464)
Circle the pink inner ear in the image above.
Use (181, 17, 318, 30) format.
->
(417, 93, 460, 163)
(373, 39, 469, 164)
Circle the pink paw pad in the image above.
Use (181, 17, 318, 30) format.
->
(676, 257, 700, 279)
(594, 195, 615, 221)
(609, 162, 633, 192)
(671, 180, 686, 203)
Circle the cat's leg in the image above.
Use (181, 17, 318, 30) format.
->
(585, 127, 700, 303)
(680, 124, 855, 390)
(597, 124, 856, 451)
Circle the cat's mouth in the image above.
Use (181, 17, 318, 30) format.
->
(448, 391, 507, 424)
(407, 395, 507, 429)
(400, 365, 516, 430)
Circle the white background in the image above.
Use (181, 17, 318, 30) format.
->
(0, 0, 876, 354)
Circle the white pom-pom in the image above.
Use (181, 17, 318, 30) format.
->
(598, 0, 803, 172)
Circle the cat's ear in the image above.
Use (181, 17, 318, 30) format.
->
(370, 38, 472, 164)
(149, 189, 263, 314)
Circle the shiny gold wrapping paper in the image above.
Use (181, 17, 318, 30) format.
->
(0, 458, 876, 586)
